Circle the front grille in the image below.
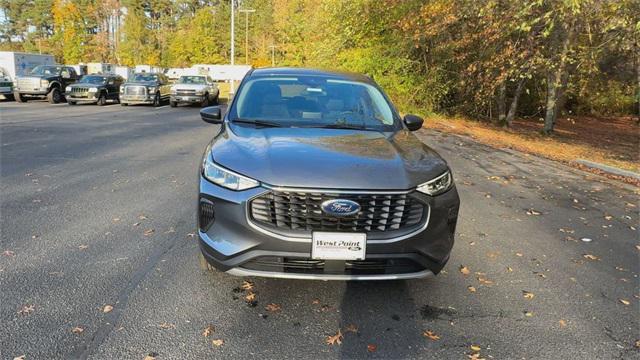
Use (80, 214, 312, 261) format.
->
(199, 200, 215, 232)
(250, 190, 425, 234)
(0, 82, 12, 87)
(124, 86, 146, 95)
(241, 256, 425, 275)
(72, 87, 89, 93)
(17, 77, 39, 89)
(176, 89, 196, 96)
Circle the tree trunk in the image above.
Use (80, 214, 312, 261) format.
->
(506, 78, 525, 127)
(543, 24, 574, 135)
(497, 82, 506, 126)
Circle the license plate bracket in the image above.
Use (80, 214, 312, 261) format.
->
(311, 232, 366, 260)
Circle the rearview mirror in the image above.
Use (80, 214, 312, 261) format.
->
(403, 114, 424, 131)
(200, 106, 222, 124)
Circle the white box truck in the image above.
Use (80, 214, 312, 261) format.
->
(0, 51, 56, 99)
(115, 66, 134, 80)
(87, 62, 114, 74)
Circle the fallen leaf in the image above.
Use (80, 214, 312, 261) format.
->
(245, 292, 256, 302)
(422, 330, 440, 341)
(604, 215, 612, 220)
(143, 356, 156, 360)
(367, 344, 377, 352)
(477, 277, 493, 285)
(526, 209, 541, 216)
(636, 245, 640, 251)
(467, 286, 477, 293)
(78, 245, 88, 250)
(635, 339, 640, 348)
(240, 281, 254, 291)
(559, 319, 567, 327)
(619, 299, 630, 306)
(187, 233, 195, 237)
(211, 339, 224, 347)
(159, 322, 175, 329)
(132, 222, 140, 227)
(143, 229, 154, 236)
(470, 345, 481, 351)
(311, 299, 320, 305)
(506, 267, 513, 272)
(515, 252, 523, 257)
(202, 325, 215, 337)
(112, 218, 121, 222)
(103, 305, 113, 313)
(71, 326, 84, 334)
(583, 254, 600, 261)
(17, 304, 35, 315)
(344, 324, 358, 333)
(524, 311, 533, 317)
(522, 291, 535, 300)
(164, 227, 175, 234)
(13, 356, 26, 360)
(265, 303, 281, 312)
(326, 329, 343, 345)
(3, 250, 15, 257)
(459, 265, 470, 275)
(138, 214, 147, 220)
(533, 271, 547, 279)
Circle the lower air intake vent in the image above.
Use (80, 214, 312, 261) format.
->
(199, 200, 215, 232)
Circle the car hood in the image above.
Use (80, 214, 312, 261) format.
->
(210, 124, 449, 190)
(172, 84, 207, 90)
(17, 75, 54, 81)
(69, 83, 103, 88)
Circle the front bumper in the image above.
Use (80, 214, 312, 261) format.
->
(120, 94, 154, 104)
(198, 177, 459, 280)
(66, 91, 99, 103)
(171, 94, 204, 103)
(16, 88, 48, 95)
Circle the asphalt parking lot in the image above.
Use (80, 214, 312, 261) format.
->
(1, 100, 638, 359)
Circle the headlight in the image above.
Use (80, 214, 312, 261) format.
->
(202, 154, 259, 191)
(120, 86, 124, 92)
(416, 170, 453, 196)
(195, 90, 204, 95)
(88, 87, 98, 92)
(40, 79, 49, 87)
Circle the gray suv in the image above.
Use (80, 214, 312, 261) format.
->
(197, 68, 460, 280)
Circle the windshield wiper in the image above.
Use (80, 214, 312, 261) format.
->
(231, 118, 283, 128)
(307, 123, 375, 131)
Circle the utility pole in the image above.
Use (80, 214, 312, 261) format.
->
(230, 0, 236, 95)
(239, 9, 255, 65)
(268, 44, 277, 67)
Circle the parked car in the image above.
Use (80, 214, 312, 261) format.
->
(170, 75, 219, 107)
(0, 51, 56, 101)
(14, 65, 79, 103)
(196, 68, 460, 281)
(119, 73, 171, 106)
(66, 74, 124, 106)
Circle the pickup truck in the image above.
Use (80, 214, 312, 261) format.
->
(120, 73, 171, 107)
(170, 75, 219, 107)
(66, 74, 124, 106)
(14, 65, 79, 103)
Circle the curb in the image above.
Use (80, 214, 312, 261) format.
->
(575, 159, 640, 181)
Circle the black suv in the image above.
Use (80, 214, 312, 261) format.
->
(14, 65, 79, 103)
(66, 74, 124, 106)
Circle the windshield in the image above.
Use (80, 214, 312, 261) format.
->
(178, 76, 206, 84)
(230, 76, 399, 131)
(79, 75, 107, 84)
(131, 73, 158, 82)
(30, 66, 62, 76)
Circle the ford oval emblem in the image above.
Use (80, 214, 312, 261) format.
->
(321, 199, 361, 217)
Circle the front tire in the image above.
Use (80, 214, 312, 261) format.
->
(211, 93, 219, 105)
(47, 88, 62, 104)
(121, 102, 128, 106)
(97, 92, 107, 106)
(153, 92, 161, 107)
(201, 93, 209, 107)
(68, 101, 76, 105)
(170, 100, 177, 107)
(14, 92, 26, 103)
(198, 252, 215, 272)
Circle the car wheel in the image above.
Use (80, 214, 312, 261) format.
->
(121, 102, 128, 106)
(211, 93, 219, 105)
(153, 92, 161, 107)
(47, 88, 61, 104)
(170, 100, 177, 107)
(97, 92, 107, 106)
(115, 96, 120, 104)
(13, 92, 26, 103)
(68, 101, 76, 105)
(201, 93, 209, 107)
(198, 252, 215, 272)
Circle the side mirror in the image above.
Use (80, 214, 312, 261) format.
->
(403, 114, 424, 131)
(200, 106, 222, 124)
